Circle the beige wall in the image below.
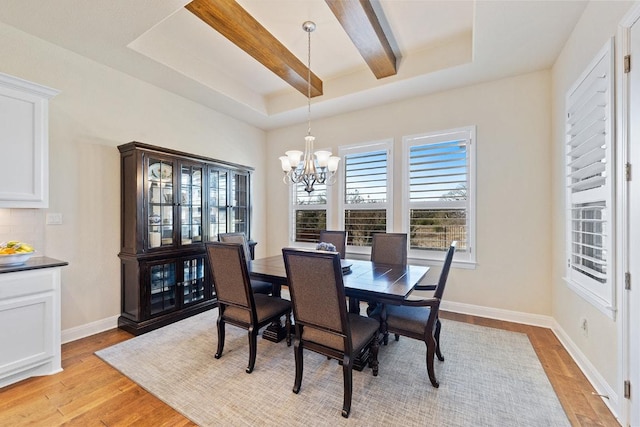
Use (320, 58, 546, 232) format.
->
(266, 70, 554, 316)
(551, 1, 634, 393)
(0, 22, 268, 331)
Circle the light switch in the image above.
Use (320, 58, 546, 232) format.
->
(46, 213, 63, 225)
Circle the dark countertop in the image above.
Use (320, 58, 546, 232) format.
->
(0, 256, 68, 274)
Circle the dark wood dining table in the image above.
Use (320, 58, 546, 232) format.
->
(249, 255, 430, 348)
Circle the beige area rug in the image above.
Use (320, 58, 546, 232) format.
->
(97, 309, 569, 426)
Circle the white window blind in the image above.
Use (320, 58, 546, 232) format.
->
(340, 142, 392, 248)
(403, 127, 475, 262)
(565, 39, 614, 312)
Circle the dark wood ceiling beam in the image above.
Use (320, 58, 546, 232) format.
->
(185, 0, 322, 97)
(325, 0, 397, 79)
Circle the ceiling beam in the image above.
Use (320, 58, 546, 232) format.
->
(325, 0, 397, 79)
(185, 0, 323, 98)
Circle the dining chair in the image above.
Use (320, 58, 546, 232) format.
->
(381, 241, 456, 388)
(206, 242, 291, 374)
(366, 232, 409, 316)
(218, 232, 273, 295)
(282, 248, 379, 418)
(318, 230, 347, 259)
(370, 232, 408, 265)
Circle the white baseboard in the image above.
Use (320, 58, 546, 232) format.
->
(551, 319, 621, 423)
(441, 300, 555, 328)
(61, 315, 119, 344)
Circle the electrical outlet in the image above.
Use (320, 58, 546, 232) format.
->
(580, 317, 588, 337)
(46, 213, 63, 225)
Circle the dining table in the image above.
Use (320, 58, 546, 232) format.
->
(249, 254, 430, 368)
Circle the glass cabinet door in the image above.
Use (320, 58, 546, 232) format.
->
(147, 158, 174, 249)
(208, 167, 228, 241)
(149, 262, 177, 315)
(230, 171, 249, 234)
(180, 163, 203, 245)
(182, 257, 206, 305)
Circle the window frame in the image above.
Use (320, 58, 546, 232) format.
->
(563, 39, 615, 318)
(402, 126, 476, 266)
(338, 140, 394, 256)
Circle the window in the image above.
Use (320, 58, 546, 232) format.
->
(292, 181, 327, 243)
(564, 39, 614, 315)
(403, 127, 476, 263)
(339, 141, 392, 251)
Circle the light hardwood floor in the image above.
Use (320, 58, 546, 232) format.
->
(0, 311, 620, 426)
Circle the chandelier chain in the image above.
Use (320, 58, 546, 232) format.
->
(307, 23, 312, 136)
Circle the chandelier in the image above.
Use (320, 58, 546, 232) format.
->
(279, 21, 340, 194)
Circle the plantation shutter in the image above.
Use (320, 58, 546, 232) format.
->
(409, 139, 467, 203)
(404, 128, 473, 258)
(342, 146, 390, 247)
(344, 150, 388, 203)
(565, 39, 614, 308)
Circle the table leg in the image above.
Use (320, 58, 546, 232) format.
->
(262, 281, 288, 343)
(348, 296, 360, 313)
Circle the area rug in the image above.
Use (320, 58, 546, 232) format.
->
(96, 309, 569, 426)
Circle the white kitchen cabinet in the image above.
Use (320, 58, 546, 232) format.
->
(0, 72, 59, 208)
(0, 259, 66, 388)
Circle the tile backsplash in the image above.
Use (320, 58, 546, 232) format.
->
(0, 209, 45, 251)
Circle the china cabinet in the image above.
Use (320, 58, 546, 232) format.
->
(0, 72, 59, 208)
(117, 142, 254, 335)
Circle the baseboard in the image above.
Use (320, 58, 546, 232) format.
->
(440, 300, 555, 328)
(66, 302, 552, 344)
(61, 315, 119, 344)
(551, 319, 621, 422)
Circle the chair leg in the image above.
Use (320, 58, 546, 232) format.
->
(435, 318, 445, 362)
(341, 355, 353, 418)
(285, 312, 292, 347)
(246, 326, 257, 374)
(425, 336, 439, 388)
(292, 337, 304, 394)
(369, 335, 379, 377)
(215, 316, 225, 359)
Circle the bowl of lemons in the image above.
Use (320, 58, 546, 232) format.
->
(0, 241, 36, 266)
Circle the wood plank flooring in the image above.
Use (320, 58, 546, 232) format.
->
(0, 311, 620, 426)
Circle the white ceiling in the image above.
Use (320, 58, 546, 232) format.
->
(0, 0, 587, 130)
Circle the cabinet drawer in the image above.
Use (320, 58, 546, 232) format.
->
(0, 269, 57, 299)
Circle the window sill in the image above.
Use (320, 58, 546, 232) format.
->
(407, 256, 477, 270)
(563, 277, 616, 320)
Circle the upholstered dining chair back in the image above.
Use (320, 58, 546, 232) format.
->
(219, 232, 272, 295)
(282, 248, 379, 418)
(283, 248, 347, 334)
(371, 233, 407, 265)
(206, 242, 291, 374)
(207, 241, 253, 310)
(219, 232, 252, 263)
(318, 230, 347, 259)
